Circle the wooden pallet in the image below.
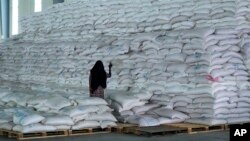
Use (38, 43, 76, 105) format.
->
(132, 125, 186, 137)
(0, 129, 68, 140)
(68, 127, 112, 136)
(168, 123, 226, 134)
(112, 123, 138, 133)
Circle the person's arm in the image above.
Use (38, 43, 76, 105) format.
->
(108, 62, 112, 78)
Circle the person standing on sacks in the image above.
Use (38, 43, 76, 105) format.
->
(89, 60, 112, 99)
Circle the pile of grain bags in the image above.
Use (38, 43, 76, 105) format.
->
(185, 28, 250, 125)
(236, 0, 250, 72)
(0, 0, 243, 99)
(1, 0, 250, 128)
(236, 0, 250, 33)
(19, 0, 237, 38)
(108, 90, 159, 126)
(60, 96, 117, 129)
(146, 30, 210, 111)
(108, 89, 189, 127)
(12, 108, 57, 133)
(127, 28, 250, 125)
(240, 34, 250, 71)
(130, 29, 212, 121)
(0, 88, 117, 133)
(108, 91, 151, 120)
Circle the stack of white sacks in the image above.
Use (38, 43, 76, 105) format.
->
(1, 0, 250, 129)
(235, 0, 250, 33)
(107, 28, 250, 126)
(108, 89, 190, 127)
(0, 0, 241, 95)
(185, 28, 250, 125)
(107, 29, 213, 126)
(0, 87, 117, 133)
(135, 29, 223, 125)
(236, 0, 250, 71)
(241, 34, 250, 70)
(19, 0, 238, 40)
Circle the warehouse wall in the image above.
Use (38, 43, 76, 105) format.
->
(42, 0, 53, 10)
(9, 0, 57, 35)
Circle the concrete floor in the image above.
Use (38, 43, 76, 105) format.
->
(0, 131, 229, 141)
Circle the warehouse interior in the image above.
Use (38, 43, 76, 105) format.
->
(0, 0, 249, 140)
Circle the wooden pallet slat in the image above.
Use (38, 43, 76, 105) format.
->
(0, 129, 68, 140)
(132, 125, 186, 137)
(68, 127, 111, 136)
(168, 123, 226, 134)
(112, 123, 138, 133)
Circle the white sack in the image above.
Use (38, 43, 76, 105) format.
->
(167, 64, 187, 73)
(132, 104, 159, 114)
(72, 120, 100, 130)
(96, 105, 113, 114)
(158, 117, 184, 124)
(152, 108, 189, 119)
(109, 94, 140, 108)
(111, 101, 146, 112)
(165, 53, 186, 62)
(119, 110, 134, 116)
(45, 95, 71, 110)
(86, 112, 117, 122)
(100, 121, 117, 128)
(133, 90, 153, 100)
(72, 114, 88, 123)
(185, 118, 227, 126)
(139, 116, 160, 127)
(13, 110, 45, 126)
(13, 123, 56, 133)
(60, 105, 99, 117)
(0, 112, 12, 123)
(186, 86, 211, 95)
(55, 125, 71, 130)
(76, 97, 108, 106)
(42, 115, 74, 126)
(0, 122, 15, 130)
(0, 89, 10, 98)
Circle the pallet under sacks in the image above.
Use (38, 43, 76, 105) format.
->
(0, 125, 185, 140)
(0, 127, 113, 140)
(68, 126, 112, 136)
(168, 123, 226, 134)
(0, 129, 68, 140)
(111, 123, 230, 136)
(124, 125, 186, 137)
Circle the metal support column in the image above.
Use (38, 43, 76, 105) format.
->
(1, 0, 10, 39)
(0, 1, 2, 38)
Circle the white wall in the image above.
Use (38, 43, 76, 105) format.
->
(18, 0, 34, 20)
(42, 0, 53, 11)
(10, 0, 55, 35)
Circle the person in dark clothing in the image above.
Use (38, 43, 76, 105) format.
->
(89, 60, 112, 99)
